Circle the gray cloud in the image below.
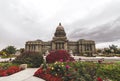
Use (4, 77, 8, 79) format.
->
(0, 0, 120, 49)
(67, 1, 120, 44)
(69, 17, 120, 43)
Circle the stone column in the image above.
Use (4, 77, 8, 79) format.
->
(37, 44, 39, 52)
(60, 43, 62, 49)
(52, 42, 55, 50)
(94, 44, 96, 53)
(64, 42, 67, 50)
(35, 45, 37, 52)
(39, 45, 41, 52)
(85, 44, 87, 51)
(57, 43, 59, 50)
(92, 44, 95, 53)
(89, 44, 91, 51)
(25, 44, 27, 51)
(56, 43, 57, 50)
(82, 45, 85, 53)
(28, 45, 30, 51)
(61, 43, 62, 49)
(29, 44, 31, 52)
(59, 43, 60, 49)
(27, 45, 29, 51)
(62, 43, 64, 49)
(34, 45, 36, 52)
(25, 45, 27, 51)
(55, 43, 57, 50)
(90, 44, 92, 51)
(32, 45, 34, 51)
(86, 45, 88, 51)
(31, 45, 33, 51)
(59, 43, 61, 49)
(33, 45, 35, 51)
(79, 45, 82, 54)
(40, 45, 42, 53)
(88, 44, 90, 51)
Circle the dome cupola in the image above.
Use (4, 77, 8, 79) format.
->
(54, 23, 66, 37)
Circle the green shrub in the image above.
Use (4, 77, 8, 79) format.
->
(66, 62, 99, 81)
(97, 63, 120, 81)
(12, 52, 44, 68)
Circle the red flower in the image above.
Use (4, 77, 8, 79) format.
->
(45, 74, 52, 80)
(97, 77, 103, 81)
(34, 68, 63, 81)
(0, 71, 7, 76)
(46, 50, 74, 63)
(7, 69, 15, 75)
(34, 68, 44, 77)
(0, 66, 21, 77)
(6, 66, 20, 75)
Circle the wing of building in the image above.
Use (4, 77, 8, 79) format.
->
(25, 23, 96, 56)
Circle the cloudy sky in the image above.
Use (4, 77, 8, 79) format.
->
(0, 0, 120, 50)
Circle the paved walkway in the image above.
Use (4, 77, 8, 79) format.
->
(0, 68, 44, 81)
(74, 56, 120, 62)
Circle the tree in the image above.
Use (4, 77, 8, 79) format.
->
(19, 48, 25, 54)
(0, 51, 6, 56)
(97, 49, 102, 53)
(109, 44, 118, 54)
(117, 49, 120, 54)
(2, 46, 16, 54)
(104, 48, 111, 54)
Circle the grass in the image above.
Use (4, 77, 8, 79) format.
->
(0, 62, 19, 69)
(1, 54, 16, 58)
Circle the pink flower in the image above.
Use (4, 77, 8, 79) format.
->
(66, 65, 70, 70)
(59, 59, 63, 62)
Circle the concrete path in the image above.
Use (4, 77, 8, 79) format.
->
(0, 68, 44, 81)
(73, 56, 120, 62)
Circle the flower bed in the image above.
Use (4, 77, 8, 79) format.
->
(34, 62, 99, 81)
(0, 64, 21, 77)
(34, 68, 62, 81)
(0, 66, 21, 77)
(34, 61, 120, 81)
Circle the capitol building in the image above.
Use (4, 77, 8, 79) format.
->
(25, 23, 96, 56)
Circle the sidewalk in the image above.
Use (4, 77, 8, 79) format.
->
(0, 68, 44, 81)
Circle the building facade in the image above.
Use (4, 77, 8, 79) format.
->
(25, 23, 96, 56)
